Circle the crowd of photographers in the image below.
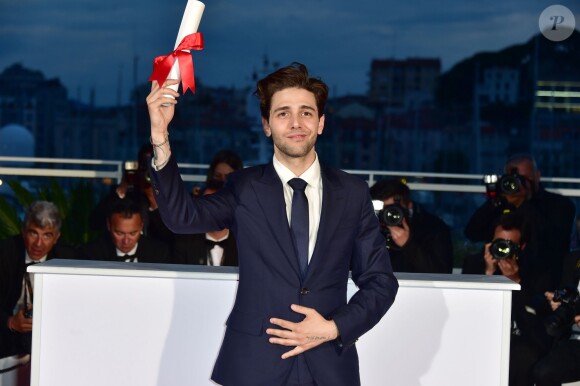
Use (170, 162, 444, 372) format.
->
(460, 154, 579, 386)
(1, 152, 580, 385)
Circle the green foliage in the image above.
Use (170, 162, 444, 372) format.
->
(0, 178, 99, 246)
(0, 192, 21, 237)
(8, 180, 35, 207)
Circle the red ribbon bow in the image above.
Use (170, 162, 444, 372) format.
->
(149, 32, 204, 94)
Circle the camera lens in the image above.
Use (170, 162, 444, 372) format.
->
(490, 238, 518, 260)
(545, 288, 580, 336)
(382, 204, 405, 226)
(498, 175, 521, 194)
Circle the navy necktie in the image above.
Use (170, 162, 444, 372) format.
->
(288, 178, 309, 278)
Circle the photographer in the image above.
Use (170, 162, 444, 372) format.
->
(464, 213, 553, 386)
(533, 251, 580, 386)
(370, 178, 453, 273)
(465, 154, 575, 290)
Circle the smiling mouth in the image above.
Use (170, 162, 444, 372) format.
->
(288, 134, 307, 141)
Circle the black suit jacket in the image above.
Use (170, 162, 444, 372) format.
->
(77, 235, 171, 264)
(387, 203, 454, 273)
(150, 156, 399, 386)
(173, 233, 238, 266)
(0, 235, 76, 358)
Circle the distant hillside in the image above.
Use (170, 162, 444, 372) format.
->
(436, 29, 580, 111)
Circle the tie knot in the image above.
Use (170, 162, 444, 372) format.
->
(288, 178, 307, 192)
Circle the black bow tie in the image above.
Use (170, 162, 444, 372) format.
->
(120, 254, 137, 262)
(207, 239, 227, 249)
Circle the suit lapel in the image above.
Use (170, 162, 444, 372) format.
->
(305, 165, 348, 282)
(251, 163, 302, 278)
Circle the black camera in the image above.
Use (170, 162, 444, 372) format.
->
(489, 238, 520, 260)
(380, 203, 409, 227)
(374, 200, 409, 249)
(24, 308, 33, 318)
(483, 168, 526, 197)
(545, 287, 580, 337)
(123, 160, 151, 192)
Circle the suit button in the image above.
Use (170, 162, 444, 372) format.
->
(300, 288, 310, 295)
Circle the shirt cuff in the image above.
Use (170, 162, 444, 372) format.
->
(150, 157, 169, 171)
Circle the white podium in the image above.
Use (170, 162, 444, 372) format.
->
(28, 260, 518, 386)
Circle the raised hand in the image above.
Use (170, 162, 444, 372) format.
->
(146, 79, 180, 167)
(146, 79, 180, 136)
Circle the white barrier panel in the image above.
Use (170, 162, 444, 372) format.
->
(28, 260, 518, 386)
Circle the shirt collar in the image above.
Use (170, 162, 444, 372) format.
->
(116, 244, 138, 257)
(272, 153, 321, 189)
(25, 253, 47, 265)
(206, 231, 229, 242)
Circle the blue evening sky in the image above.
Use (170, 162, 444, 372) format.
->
(0, 0, 578, 106)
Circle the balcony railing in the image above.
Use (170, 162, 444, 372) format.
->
(2, 155, 580, 271)
(2, 156, 580, 196)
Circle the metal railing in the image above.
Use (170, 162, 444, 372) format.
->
(2, 156, 580, 197)
(0, 157, 212, 185)
(2, 156, 579, 270)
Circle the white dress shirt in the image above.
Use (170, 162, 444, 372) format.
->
(116, 245, 138, 262)
(206, 232, 230, 266)
(15, 254, 47, 314)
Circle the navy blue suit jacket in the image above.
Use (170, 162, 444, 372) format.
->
(150, 156, 398, 386)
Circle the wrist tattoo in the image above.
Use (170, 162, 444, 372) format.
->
(306, 335, 329, 341)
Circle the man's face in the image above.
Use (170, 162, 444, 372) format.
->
(23, 223, 61, 261)
(262, 87, 324, 162)
(107, 213, 143, 254)
(505, 159, 540, 197)
(493, 227, 524, 253)
(212, 162, 235, 182)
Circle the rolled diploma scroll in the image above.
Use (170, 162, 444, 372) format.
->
(165, 0, 205, 97)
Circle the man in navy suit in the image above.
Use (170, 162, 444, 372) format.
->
(146, 62, 398, 386)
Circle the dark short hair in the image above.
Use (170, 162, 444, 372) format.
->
(23, 201, 62, 231)
(493, 212, 529, 244)
(369, 178, 411, 205)
(107, 199, 143, 221)
(505, 153, 537, 170)
(206, 149, 244, 183)
(255, 62, 328, 120)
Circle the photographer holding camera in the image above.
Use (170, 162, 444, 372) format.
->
(533, 251, 580, 386)
(369, 178, 454, 273)
(465, 154, 575, 290)
(464, 212, 553, 386)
